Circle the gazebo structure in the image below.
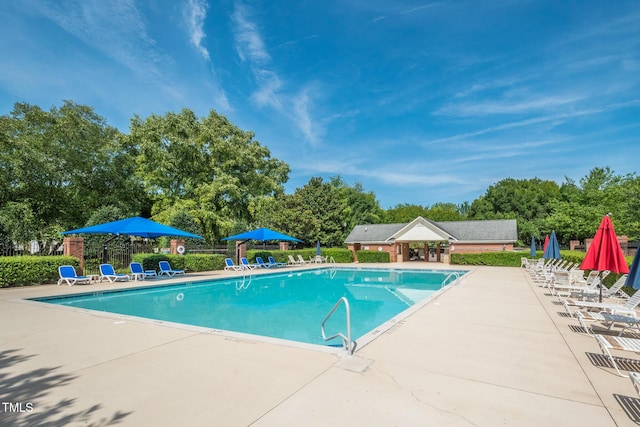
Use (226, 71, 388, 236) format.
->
(344, 217, 518, 263)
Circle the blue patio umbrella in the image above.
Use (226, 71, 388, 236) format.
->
(316, 240, 322, 256)
(530, 237, 536, 258)
(222, 227, 302, 243)
(62, 216, 203, 239)
(542, 230, 561, 259)
(626, 241, 640, 289)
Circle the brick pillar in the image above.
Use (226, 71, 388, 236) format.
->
(570, 240, 581, 251)
(279, 241, 289, 251)
(63, 237, 85, 274)
(170, 239, 185, 255)
(436, 242, 442, 263)
(236, 242, 247, 263)
(585, 238, 593, 252)
(619, 235, 629, 255)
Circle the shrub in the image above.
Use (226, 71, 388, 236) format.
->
(132, 253, 225, 273)
(0, 256, 80, 287)
(356, 250, 390, 263)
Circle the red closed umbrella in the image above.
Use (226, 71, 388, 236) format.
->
(543, 235, 549, 252)
(580, 215, 629, 301)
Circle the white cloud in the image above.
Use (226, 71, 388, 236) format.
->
(230, 1, 324, 145)
(291, 89, 316, 144)
(231, 4, 270, 64)
(184, 0, 210, 60)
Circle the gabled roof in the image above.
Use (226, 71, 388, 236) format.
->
(344, 223, 405, 244)
(438, 219, 518, 242)
(390, 217, 455, 242)
(344, 217, 517, 244)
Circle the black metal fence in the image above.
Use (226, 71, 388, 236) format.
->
(82, 239, 156, 276)
(0, 242, 64, 257)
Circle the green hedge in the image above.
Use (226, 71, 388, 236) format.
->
(246, 248, 354, 264)
(131, 254, 226, 273)
(0, 256, 80, 288)
(356, 250, 390, 263)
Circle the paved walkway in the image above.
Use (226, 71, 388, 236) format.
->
(1, 264, 639, 426)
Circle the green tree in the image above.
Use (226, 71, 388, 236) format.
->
(383, 204, 430, 223)
(250, 177, 383, 247)
(127, 109, 290, 242)
(425, 203, 463, 222)
(0, 101, 144, 234)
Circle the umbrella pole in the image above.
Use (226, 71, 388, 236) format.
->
(599, 271, 603, 303)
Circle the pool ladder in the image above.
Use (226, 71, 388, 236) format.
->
(236, 270, 253, 290)
(321, 297, 357, 356)
(441, 272, 461, 287)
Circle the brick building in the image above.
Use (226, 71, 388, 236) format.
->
(344, 216, 518, 263)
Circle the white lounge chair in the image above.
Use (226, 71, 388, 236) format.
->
(567, 274, 628, 302)
(575, 311, 640, 337)
(297, 255, 310, 265)
(595, 334, 640, 377)
(563, 290, 640, 317)
(99, 264, 130, 283)
(57, 265, 90, 286)
(552, 270, 612, 299)
(551, 275, 603, 299)
(630, 372, 640, 396)
(288, 255, 302, 265)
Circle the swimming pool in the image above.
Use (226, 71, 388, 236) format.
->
(33, 267, 466, 350)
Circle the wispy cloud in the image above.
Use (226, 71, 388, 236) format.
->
(400, 3, 441, 15)
(184, 0, 210, 60)
(438, 93, 586, 116)
(231, 1, 322, 145)
(428, 99, 640, 145)
(231, 4, 270, 64)
(31, 0, 166, 79)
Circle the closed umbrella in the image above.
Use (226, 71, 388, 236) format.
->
(626, 241, 640, 290)
(543, 230, 561, 260)
(580, 215, 629, 301)
(543, 235, 549, 252)
(530, 237, 536, 258)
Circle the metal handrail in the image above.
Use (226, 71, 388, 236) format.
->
(441, 272, 461, 287)
(236, 269, 252, 290)
(321, 297, 356, 356)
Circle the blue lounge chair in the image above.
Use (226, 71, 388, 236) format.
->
(130, 262, 157, 281)
(57, 265, 90, 286)
(224, 258, 243, 271)
(158, 260, 185, 277)
(240, 257, 259, 269)
(99, 264, 130, 283)
(255, 257, 272, 268)
(268, 256, 287, 268)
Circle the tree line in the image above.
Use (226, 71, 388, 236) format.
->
(1, 101, 637, 252)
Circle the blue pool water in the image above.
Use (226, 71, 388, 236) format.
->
(34, 267, 466, 347)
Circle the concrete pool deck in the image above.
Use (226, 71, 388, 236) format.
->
(2, 263, 640, 426)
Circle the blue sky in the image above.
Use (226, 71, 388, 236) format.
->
(1, 1, 639, 209)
